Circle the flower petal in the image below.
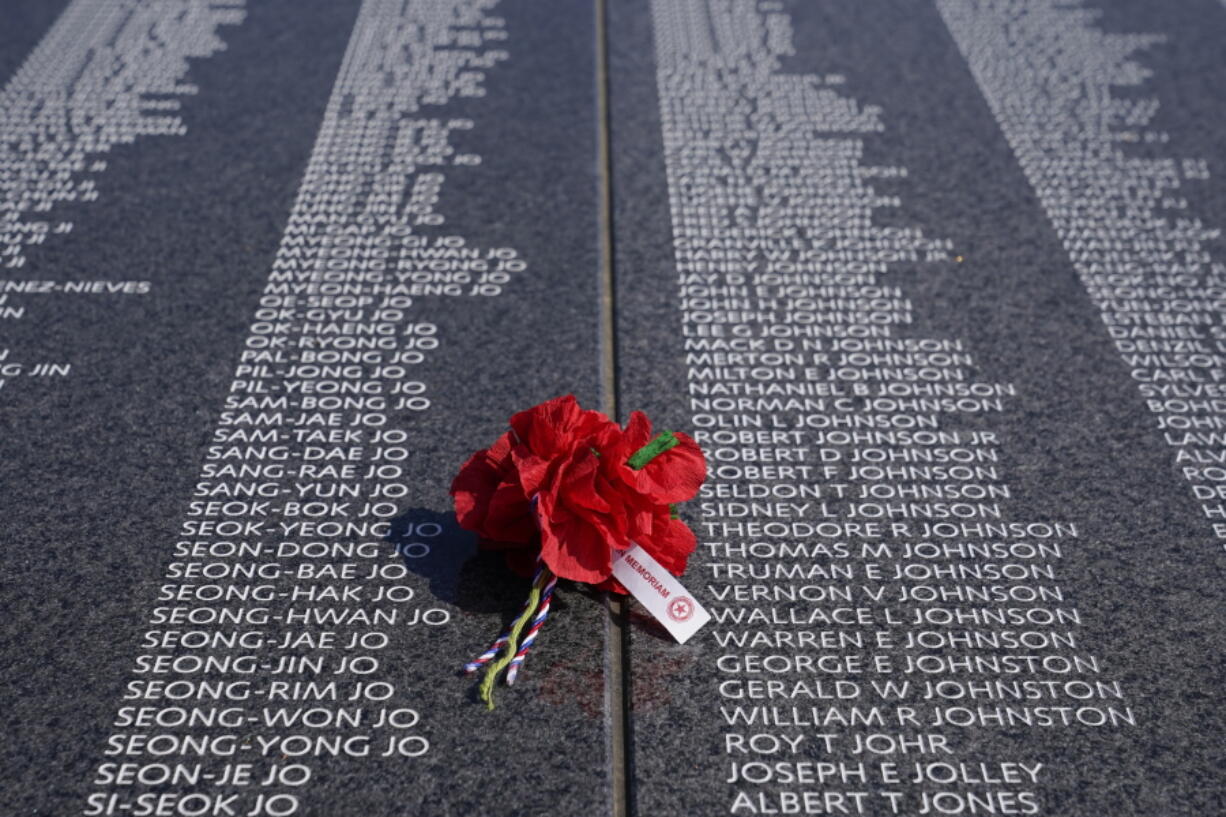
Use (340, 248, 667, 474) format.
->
(627, 430, 707, 503)
(537, 493, 614, 584)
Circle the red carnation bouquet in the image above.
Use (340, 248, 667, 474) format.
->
(450, 394, 706, 707)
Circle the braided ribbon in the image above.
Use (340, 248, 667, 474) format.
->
(464, 556, 554, 709)
(462, 563, 544, 675)
(507, 570, 556, 684)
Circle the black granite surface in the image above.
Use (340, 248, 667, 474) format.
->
(608, 0, 1226, 814)
(0, 0, 609, 814)
(4, 0, 1226, 815)
(0, 0, 71, 85)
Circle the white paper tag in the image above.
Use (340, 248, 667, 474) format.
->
(612, 544, 710, 644)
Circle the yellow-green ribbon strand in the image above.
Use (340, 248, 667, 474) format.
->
(478, 574, 544, 710)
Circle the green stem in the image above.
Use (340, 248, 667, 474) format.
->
(627, 430, 679, 470)
(478, 577, 543, 710)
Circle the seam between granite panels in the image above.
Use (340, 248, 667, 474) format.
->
(595, 0, 632, 814)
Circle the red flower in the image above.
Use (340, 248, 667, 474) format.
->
(601, 410, 706, 505)
(449, 395, 706, 590)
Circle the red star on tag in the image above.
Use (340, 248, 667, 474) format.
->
(667, 596, 694, 622)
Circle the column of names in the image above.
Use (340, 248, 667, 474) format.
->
(938, 0, 1226, 553)
(650, 1, 1133, 813)
(86, 1, 521, 815)
(0, 0, 246, 390)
